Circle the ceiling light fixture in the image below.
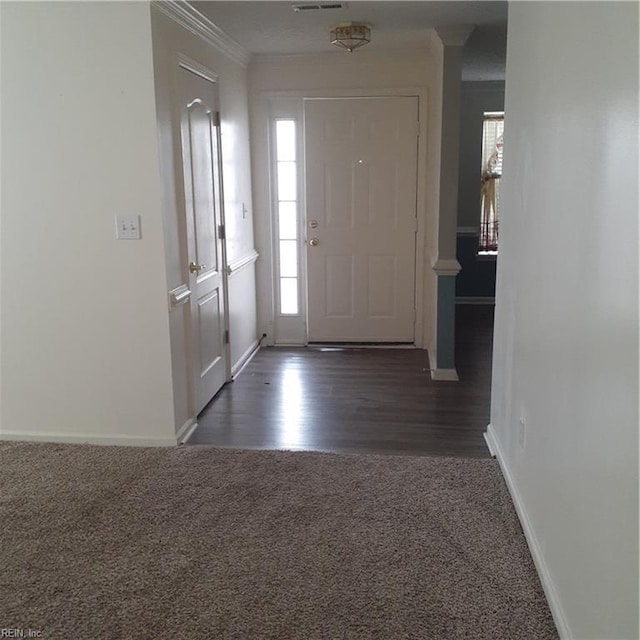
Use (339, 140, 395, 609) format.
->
(330, 22, 371, 52)
(292, 2, 347, 11)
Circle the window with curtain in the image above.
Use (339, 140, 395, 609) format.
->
(479, 112, 504, 254)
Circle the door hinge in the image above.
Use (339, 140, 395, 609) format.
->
(224, 329, 230, 344)
(218, 224, 225, 240)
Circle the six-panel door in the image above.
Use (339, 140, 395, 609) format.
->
(304, 97, 419, 342)
(179, 66, 228, 413)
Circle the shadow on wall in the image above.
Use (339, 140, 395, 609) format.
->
(456, 234, 496, 298)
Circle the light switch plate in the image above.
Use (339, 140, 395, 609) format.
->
(115, 215, 141, 240)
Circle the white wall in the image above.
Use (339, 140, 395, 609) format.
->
(489, 3, 638, 638)
(150, 6, 258, 433)
(228, 262, 259, 375)
(0, 0, 4, 429)
(248, 48, 440, 348)
(0, 2, 176, 445)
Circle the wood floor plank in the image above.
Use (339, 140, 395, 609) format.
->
(189, 305, 494, 457)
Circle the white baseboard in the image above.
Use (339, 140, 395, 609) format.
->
(426, 351, 459, 381)
(176, 418, 198, 445)
(483, 425, 497, 456)
(231, 339, 260, 378)
(485, 424, 572, 639)
(0, 430, 177, 447)
(428, 349, 437, 372)
(431, 368, 459, 381)
(307, 343, 416, 350)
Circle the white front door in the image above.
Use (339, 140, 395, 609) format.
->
(179, 65, 228, 413)
(304, 97, 419, 342)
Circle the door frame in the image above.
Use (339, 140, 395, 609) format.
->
(256, 87, 428, 348)
(176, 54, 232, 435)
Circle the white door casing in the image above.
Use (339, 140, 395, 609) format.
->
(304, 97, 420, 342)
(179, 64, 229, 414)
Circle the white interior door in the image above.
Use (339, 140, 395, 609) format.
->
(305, 97, 419, 342)
(179, 66, 228, 414)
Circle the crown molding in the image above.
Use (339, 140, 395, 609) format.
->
(153, 1, 252, 68)
(435, 25, 475, 47)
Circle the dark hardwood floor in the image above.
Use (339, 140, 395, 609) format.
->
(190, 305, 494, 457)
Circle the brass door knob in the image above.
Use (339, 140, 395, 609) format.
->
(189, 261, 206, 273)
(309, 238, 319, 247)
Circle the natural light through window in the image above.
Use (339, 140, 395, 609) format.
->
(279, 366, 303, 446)
(479, 111, 504, 255)
(275, 120, 299, 315)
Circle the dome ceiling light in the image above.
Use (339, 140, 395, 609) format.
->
(291, 3, 347, 11)
(330, 22, 371, 52)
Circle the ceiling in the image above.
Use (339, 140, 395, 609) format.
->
(193, 1, 508, 81)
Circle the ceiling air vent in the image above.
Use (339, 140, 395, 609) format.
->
(292, 3, 348, 12)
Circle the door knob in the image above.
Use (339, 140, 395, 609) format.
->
(189, 261, 206, 273)
(309, 238, 319, 247)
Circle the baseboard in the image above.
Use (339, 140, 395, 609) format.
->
(430, 368, 459, 381)
(307, 343, 416, 350)
(231, 339, 260, 378)
(483, 425, 497, 456)
(176, 418, 198, 445)
(485, 424, 572, 639)
(0, 431, 177, 447)
(428, 349, 437, 373)
(456, 296, 496, 305)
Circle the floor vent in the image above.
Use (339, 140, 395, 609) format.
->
(292, 3, 347, 12)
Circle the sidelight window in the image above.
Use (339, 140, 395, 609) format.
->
(274, 119, 300, 315)
(479, 112, 504, 254)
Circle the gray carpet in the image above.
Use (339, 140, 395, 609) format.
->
(0, 442, 557, 639)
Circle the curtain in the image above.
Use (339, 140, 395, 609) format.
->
(479, 131, 503, 252)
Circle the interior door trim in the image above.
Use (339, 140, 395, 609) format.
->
(177, 53, 219, 84)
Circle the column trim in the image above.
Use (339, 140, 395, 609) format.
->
(433, 258, 461, 276)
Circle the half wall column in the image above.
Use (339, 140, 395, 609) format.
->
(431, 26, 473, 381)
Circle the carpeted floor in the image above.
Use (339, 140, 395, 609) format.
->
(0, 442, 557, 639)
